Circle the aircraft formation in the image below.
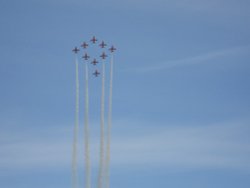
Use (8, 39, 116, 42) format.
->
(71, 36, 117, 188)
(72, 36, 116, 77)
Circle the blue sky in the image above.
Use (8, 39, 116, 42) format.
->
(1, 0, 250, 188)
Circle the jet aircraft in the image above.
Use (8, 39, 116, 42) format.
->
(109, 45, 116, 53)
(82, 53, 90, 60)
(93, 70, 100, 77)
(91, 59, 98, 65)
(90, 36, 98, 44)
(100, 52, 108, 59)
(81, 42, 88, 49)
(72, 47, 80, 53)
(99, 41, 107, 48)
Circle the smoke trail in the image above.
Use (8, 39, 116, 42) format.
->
(84, 63, 91, 188)
(97, 62, 106, 188)
(105, 55, 114, 188)
(72, 56, 79, 188)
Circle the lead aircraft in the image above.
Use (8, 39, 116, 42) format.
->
(90, 36, 98, 44)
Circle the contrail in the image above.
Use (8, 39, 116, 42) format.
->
(72, 56, 79, 188)
(97, 62, 105, 188)
(84, 62, 91, 188)
(105, 55, 114, 188)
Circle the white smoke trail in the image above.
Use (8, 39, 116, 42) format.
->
(72, 56, 79, 188)
(97, 62, 106, 188)
(105, 55, 114, 188)
(84, 62, 91, 188)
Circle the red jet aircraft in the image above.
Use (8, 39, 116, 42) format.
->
(72, 47, 80, 53)
(90, 36, 98, 44)
(82, 53, 90, 60)
(100, 52, 108, 59)
(81, 42, 88, 49)
(91, 59, 98, 65)
(109, 45, 116, 53)
(93, 70, 100, 77)
(99, 41, 107, 48)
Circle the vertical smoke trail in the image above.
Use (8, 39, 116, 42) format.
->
(72, 56, 79, 188)
(84, 62, 91, 188)
(105, 55, 114, 188)
(97, 62, 106, 188)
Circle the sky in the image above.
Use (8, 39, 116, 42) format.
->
(0, 0, 250, 188)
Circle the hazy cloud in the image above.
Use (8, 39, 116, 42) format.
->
(1, 118, 250, 171)
(133, 45, 250, 73)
